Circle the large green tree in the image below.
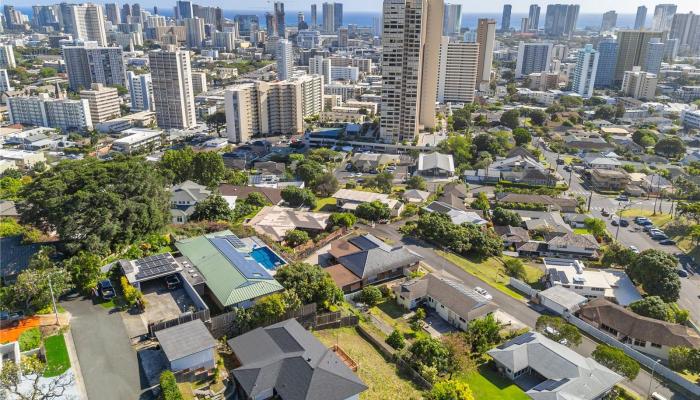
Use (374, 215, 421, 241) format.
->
(654, 137, 686, 158)
(592, 345, 640, 380)
(355, 201, 391, 221)
(191, 194, 233, 221)
(535, 315, 582, 347)
(500, 109, 520, 129)
(281, 186, 317, 208)
(427, 380, 474, 400)
(1, 267, 72, 311)
(19, 158, 169, 254)
(273, 262, 343, 309)
(626, 250, 681, 302)
(65, 252, 103, 294)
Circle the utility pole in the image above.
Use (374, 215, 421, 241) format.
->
(48, 274, 59, 325)
(647, 359, 661, 399)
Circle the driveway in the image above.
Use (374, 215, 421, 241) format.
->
(61, 293, 146, 400)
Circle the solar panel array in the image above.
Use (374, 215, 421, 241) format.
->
(135, 253, 179, 280)
(224, 234, 247, 249)
(210, 237, 272, 280)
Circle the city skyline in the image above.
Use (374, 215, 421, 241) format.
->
(11, 1, 700, 13)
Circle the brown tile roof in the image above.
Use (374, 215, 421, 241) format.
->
(329, 239, 362, 259)
(325, 264, 362, 288)
(218, 184, 283, 205)
(579, 298, 700, 348)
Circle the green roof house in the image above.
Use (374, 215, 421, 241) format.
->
(175, 231, 284, 310)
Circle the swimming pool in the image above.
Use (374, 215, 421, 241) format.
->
(250, 246, 286, 270)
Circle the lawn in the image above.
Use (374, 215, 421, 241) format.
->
(436, 251, 543, 300)
(314, 197, 337, 212)
(573, 227, 591, 235)
(314, 327, 424, 400)
(43, 334, 71, 377)
(619, 208, 673, 227)
(369, 299, 413, 334)
(455, 363, 529, 400)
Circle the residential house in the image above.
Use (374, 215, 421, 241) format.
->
(0, 200, 19, 219)
(402, 189, 431, 203)
(562, 213, 591, 228)
(332, 189, 403, 217)
(488, 331, 623, 400)
(494, 225, 530, 248)
(228, 318, 367, 400)
(496, 193, 578, 212)
(491, 155, 557, 186)
(541, 258, 641, 305)
(253, 161, 286, 176)
(416, 152, 455, 178)
(325, 234, 422, 292)
(537, 285, 588, 315)
(564, 135, 615, 152)
(0, 236, 44, 283)
(517, 233, 601, 260)
(579, 298, 700, 360)
(155, 319, 217, 376)
(590, 169, 630, 191)
(350, 152, 402, 172)
(218, 184, 283, 205)
(170, 180, 211, 224)
(610, 137, 644, 154)
(393, 272, 498, 331)
(516, 210, 572, 235)
(583, 156, 621, 170)
(245, 206, 330, 242)
(437, 182, 469, 210)
(174, 231, 285, 310)
(424, 201, 488, 226)
(641, 173, 672, 194)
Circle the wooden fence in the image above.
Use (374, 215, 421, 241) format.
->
(147, 309, 210, 337)
(208, 303, 318, 339)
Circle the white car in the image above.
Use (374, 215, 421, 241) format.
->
(474, 286, 493, 300)
(629, 245, 639, 254)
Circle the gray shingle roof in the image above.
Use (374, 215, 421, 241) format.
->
(228, 319, 367, 400)
(337, 234, 422, 279)
(155, 319, 216, 362)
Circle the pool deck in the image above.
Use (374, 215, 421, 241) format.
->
(240, 236, 287, 275)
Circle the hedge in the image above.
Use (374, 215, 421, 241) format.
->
(159, 370, 183, 400)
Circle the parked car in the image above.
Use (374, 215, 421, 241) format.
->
(611, 219, 619, 226)
(165, 275, 181, 290)
(639, 220, 653, 227)
(619, 219, 629, 227)
(629, 245, 639, 254)
(97, 279, 116, 300)
(677, 269, 689, 278)
(601, 209, 610, 217)
(659, 239, 676, 245)
(643, 225, 656, 232)
(563, 165, 572, 172)
(556, 159, 565, 165)
(616, 195, 629, 202)
(652, 234, 669, 241)
(0, 311, 24, 329)
(474, 286, 493, 300)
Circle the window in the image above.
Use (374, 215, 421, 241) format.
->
(633, 339, 646, 347)
(650, 342, 662, 348)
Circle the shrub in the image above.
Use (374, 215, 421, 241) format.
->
(358, 286, 383, 307)
(386, 329, 406, 350)
(285, 229, 310, 247)
(503, 259, 526, 280)
(18, 327, 41, 351)
(592, 345, 640, 380)
(159, 370, 183, 400)
(121, 276, 143, 308)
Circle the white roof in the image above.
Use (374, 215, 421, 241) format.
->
(114, 129, 161, 145)
(333, 189, 390, 203)
(417, 152, 454, 173)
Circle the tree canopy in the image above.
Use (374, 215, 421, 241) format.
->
(355, 201, 391, 221)
(592, 345, 640, 380)
(654, 136, 686, 158)
(412, 212, 503, 259)
(281, 186, 317, 208)
(191, 194, 233, 221)
(19, 158, 169, 254)
(626, 250, 681, 302)
(491, 207, 522, 227)
(159, 148, 226, 187)
(273, 262, 343, 309)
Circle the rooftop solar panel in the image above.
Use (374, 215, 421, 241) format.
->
(209, 237, 273, 280)
(224, 234, 247, 249)
(134, 253, 179, 280)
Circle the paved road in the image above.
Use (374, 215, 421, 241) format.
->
(62, 294, 145, 400)
(364, 222, 685, 400)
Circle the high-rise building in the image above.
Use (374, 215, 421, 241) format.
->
(437, 37, 478, 103)
(3, 5, 24, 30)
(131, 3, 142, 23)
(224, 75, 323, 141)
(311, 4, 318, 29)
(63, 42, 125, 91)
(309, 55, 332, 84)
(265, 13, 276, 37)
(127, 71, 153, 111)
(443, 3, 462, 37)
(274, 2, 286, 37)
(670, 12, 700, 56)
(322, 2, 336, 33)
(148, 46, 196, 129)
(184, 17, 205, 48)
(79, 83, 120, 123)
(276, 39, 294, 80)
(663, 38, 679, 61)
(0, 69, 13, 92)
(501, 4, 512, 32)
(32, 5, 60, 30)
(380, 0, 443, 143)
(544, 4, 579, 38)
(515, 42, 553, 78)
(66, 4, 107, 46)
(193, 5, 223, 31)
(191, 72, 207, 95)
(121, 3, 132, 23)
(8, 94, 92, 131)
(644, 38, 664, 75)
(214, 31, 236, 52)
(175, 1, 193, 20)
(105, 3, 120, 25)
(552, 44, 568, 60)
(622, 66, 657, 99)
(0, 45, 16, 69)
(594, 38, 618, 88)
(234, 15, 259, 37)
(334, 3, 343, 31)
(634, 6, 647, 29)
(520, 18, 530, 34)
(652, 4, 677, 32)
(601, 11, 617, 32)
(476, 19, 496, 91)
(338, 27, 349, 48)
(571, 44, 598, 98)
(614, 30, 665, 84)
(528, 5, 541, 31)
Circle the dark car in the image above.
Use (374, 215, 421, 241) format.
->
(611, 219, 619, 226)
(0, 311, 24, 329)
(677, 269, 689, 277)
(652, 234, 669, 241)
(165, 275, 181, 290)
(563, 165, 572, 172)
(619, 219, 629, 227)
(97, 279, 116, 300)
(659, 239, 676, 245)
(556, 159, 565, 165)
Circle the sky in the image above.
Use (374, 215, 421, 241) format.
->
(13, 0, 700, 14)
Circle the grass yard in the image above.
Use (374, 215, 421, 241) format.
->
(314, 197, 337, 212)
(314, 327, 424, 400)
(573, 227, 591, 235)
(43, 334, 71, 377)
(619, 209, 673, 227)
(369, 299, 413, 334)
(455, 363, 529, 400)
(437, 251, 543, 300)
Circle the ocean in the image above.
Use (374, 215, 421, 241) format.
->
(18, 7, 641, 31)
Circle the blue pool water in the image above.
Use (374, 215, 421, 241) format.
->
(250, 246, 286, 270)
